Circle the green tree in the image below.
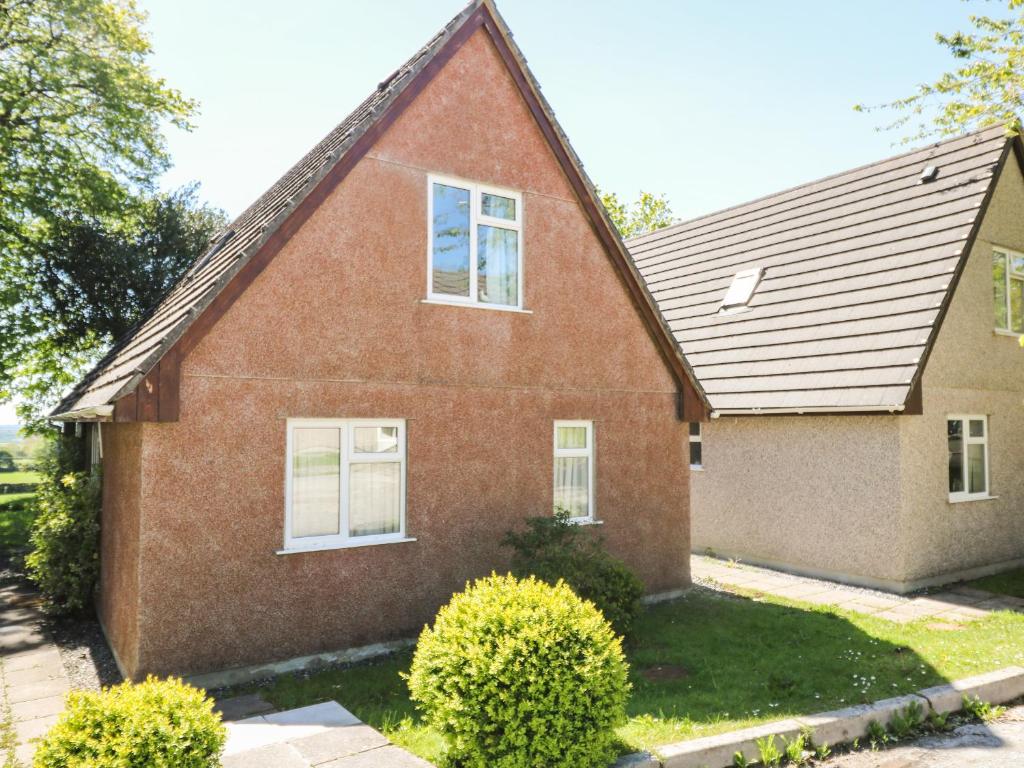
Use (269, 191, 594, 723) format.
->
(2, 187, 225, 429)
(856, 0, 1024, 140)
(599, 189, 674, 239)
(0, 0, 212, 428)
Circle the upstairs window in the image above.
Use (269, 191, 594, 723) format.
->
(428, 175, 522, 309)
(720, 267, 763, 313)
(993, 247, 1024, 333)
(948, 415, 989, 502)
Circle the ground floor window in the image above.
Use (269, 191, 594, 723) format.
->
(947, 415, 989, 502)
(285, 419, 406, 550)
(689, 422, 702, 468)
(553, 420, 594, 521)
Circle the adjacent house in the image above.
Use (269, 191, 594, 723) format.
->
(629, 126, 1024, 593)
(51, 0, 707, 680)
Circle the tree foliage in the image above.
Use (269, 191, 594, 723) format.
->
(856, 0, 1024, 140)
(599, 189, 674, 239)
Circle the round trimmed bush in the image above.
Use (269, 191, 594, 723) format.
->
(34, 676, 225, 768)
(406, 573, 630, 768)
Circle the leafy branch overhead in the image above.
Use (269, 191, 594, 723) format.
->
(856, 0, 1024, 140)
(599, 189, 674, 239)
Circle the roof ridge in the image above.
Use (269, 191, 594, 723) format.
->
(627, 123, 1009, 247)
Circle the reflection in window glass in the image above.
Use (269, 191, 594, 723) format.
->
(948, 420, 964, 494)
(994, 253, 1008, 329)
(349, 463, 401, 537)
(292, 428, 340, 538)
(478, 225, 518, 306)
(353, 426, 398, 453)
(481, 192, 516, 220)
(432, 183, 471, 296)
(1012, 277, 1024, 333)
(557, 426, 587, 450)
(967, 444, 987, 494)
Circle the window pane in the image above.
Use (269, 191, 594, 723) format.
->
(292, 428, 340, 538)
(967, 443, 987, 494)
(349, 463, 401, 537)
(353, 426, 398, 453)
(477, 225, 518, 306)
(994, 253, 1008, 329)
(432, 183, 471, 297)
(948, 420, 964, 493)
(481, 192, 516, 220)
(554, 456, 589, 517)
(689, 422, 701, 437)
(557, 426, 587, 449)
(1012, 277, 1024, 333)
(1012, 254, 1024, 274)
(690, 441, 702, 467)
(969, 419, 985, 438)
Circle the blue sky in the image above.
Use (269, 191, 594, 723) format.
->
(0, 0, 988, 424)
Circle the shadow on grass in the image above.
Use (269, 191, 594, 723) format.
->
(254, 585, 995, 763)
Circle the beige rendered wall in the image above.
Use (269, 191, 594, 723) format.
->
(119, 28, 689, 677)
(690, 415, 907, 587)
(897, 157, 1024, 583)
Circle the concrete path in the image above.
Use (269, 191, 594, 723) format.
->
(824, 703, 1024, 767)
(221, 700, 432, 767)
(692, 555, 1024, 624)
(0, 579, 71, 766)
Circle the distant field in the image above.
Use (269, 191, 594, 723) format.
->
(0, 470, 41, 486)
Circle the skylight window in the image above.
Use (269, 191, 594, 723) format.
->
(719, 267, 764, 312)
(920, 165, 939, 183)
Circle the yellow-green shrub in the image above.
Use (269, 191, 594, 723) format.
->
(33, 676, 225, 768)
(406, 573, 630, 768)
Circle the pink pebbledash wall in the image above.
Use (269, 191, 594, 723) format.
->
(99, 28, 690, 678)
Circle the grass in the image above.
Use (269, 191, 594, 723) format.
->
(0, 492, 36, 555)
(964, 569, 1024, 599)
(248, 588, 1024, 763)
(0, 470, 41, 487)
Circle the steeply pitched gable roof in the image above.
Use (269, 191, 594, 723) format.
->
(628, 125, 1018, 415)
(53, 0, 707, 421)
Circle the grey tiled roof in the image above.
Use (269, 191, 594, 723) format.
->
(52, 3, 483, 417)
(628, 125, 1013, 413)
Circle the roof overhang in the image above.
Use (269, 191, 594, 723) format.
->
(711, 404, 906, 417)
(49, 404, 114, 423)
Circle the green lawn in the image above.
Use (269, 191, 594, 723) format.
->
(249, 588, 1024, 763)
(0, 470, 41, 487)
(0, 492, 36, 554)
(964, 569, 1024, 599)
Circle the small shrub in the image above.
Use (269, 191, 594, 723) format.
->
(814, 741, 832, 760)
(927, 710, 952, 732)
(33, 676, 225, 768)
(782, 731, 808, 765)
(732, 751, 751, 767)
(25, 458, 100, 614)
(406, 573, 630, 768)
(962, 694, 1005, 722)
(502, 509, 645, 636)
(756, 734, 782, 767)
(866, 719, 888, 747)
(888, 700, 925, 739)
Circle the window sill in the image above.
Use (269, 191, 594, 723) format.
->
(993, 328, 1021, 338)
(567, 518, 602, 526)
(948, 495, 999, 505)
(420, 298, 533, 314)
(690, 465, 704, 471)
(276, 537, 417, 555)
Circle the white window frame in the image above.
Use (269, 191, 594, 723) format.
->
(283, 418, 408, 552)
(426, 174, 524, 311)
(993, 246, 1024, 335)
(947, 414, 991, 503)
(719, 266, 764, 313)
(689, 422, 703, 470)
(553, 420, 595, 523)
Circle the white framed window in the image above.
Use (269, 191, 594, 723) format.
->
(689, 422, 702, 469)
(993, 247, 1024, 333)
(947, 415, 990, 502)
(284, 419, 406, 551)
(719, 266, 763, 313)
(553, 420, 594, 521)
(427, 174, 523, 309)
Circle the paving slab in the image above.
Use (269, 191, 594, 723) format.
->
(321, 744, 435, 767)
(14, 713, 60, 742)
(290, 723, 390, 763)
(8, 675, 70, 704)
(222, 741, 309, 768)
(10, 693, 65, 722)
(215, 692, 276, 721)
(3, 646, 63, 673)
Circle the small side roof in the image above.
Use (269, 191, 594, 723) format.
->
(53, 0, 707, 421)
(628, 125, 1019, 415)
